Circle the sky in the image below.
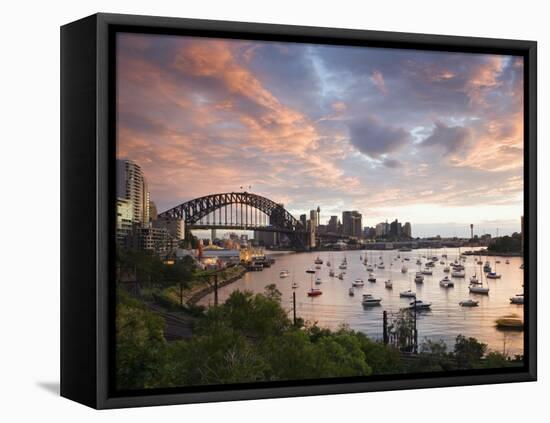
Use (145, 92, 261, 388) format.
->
(116, 33, 524, 238)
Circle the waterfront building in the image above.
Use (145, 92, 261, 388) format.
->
(254, 230, 278, 247)
(116, 197, 134, 247)
(327, 215, 339, 233)
(153, 216, 185, 241)
(390, 219, 402, 238)
(375, 222, 388, 237)
(299, 214, 307, 229)
(403, 222, 412, 238)
(342, 210, 362, 239)
(116, 159, 150, 225)
(134, 225, 174, 257)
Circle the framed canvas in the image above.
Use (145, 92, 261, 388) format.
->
(60, 13, 537, 409)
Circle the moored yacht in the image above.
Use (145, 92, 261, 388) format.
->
(362, 294, 382, 306)
(510, 294, 524, 304)
(421, 268, 433, 275)
(279, 270, 290, 278)
(459, 299, 479, 307)
(385, 280, 393, 289)
(414, 272, 424, 283)
(314, 256, 323, 265)
(367, 273, 377, 283)
(400, 289, 416, 298)
(469, 274, 480, 284)
(409, 299, 431, 310)
(451, 270, 465, 278)
(439, 276, 454, 288)
(352, 278, 365, 287)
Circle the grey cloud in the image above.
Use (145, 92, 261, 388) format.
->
(348, 115, 410, 158)
(421, 121, 471, 155)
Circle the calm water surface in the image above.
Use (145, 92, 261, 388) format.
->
(200, 248, 524, 355)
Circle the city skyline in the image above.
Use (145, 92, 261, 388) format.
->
(117, 33, 524, 237)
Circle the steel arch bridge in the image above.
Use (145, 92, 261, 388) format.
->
(158, 192, 308, 249)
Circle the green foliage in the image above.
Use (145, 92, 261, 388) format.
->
(453, 335, 487, 369)
(116, 290, 170, 390)
(487, 233, 522, 253)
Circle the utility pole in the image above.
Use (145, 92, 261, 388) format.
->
(292, 291, 297, 326)
(214, 273, 218, 307)
(383, 310, 388, 344)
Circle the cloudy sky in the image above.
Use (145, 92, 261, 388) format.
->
(116, 33, 524, 238)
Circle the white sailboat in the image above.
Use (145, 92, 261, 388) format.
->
(469, 262, 489, 294)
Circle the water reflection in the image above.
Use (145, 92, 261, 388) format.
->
(200, 248, 524, 355)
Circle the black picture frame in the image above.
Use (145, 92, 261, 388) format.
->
(60, 12, 537, 409)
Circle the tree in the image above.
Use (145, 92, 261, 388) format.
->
(453, 335, 487, 369)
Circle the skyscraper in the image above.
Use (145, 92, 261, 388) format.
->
(116, 159, 150, 225)
(403, 222, 412, 238)
(342, 211, 362, 238)
(327, 216, 338, 233)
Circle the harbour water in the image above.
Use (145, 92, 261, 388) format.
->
(199, 248, 525, 355)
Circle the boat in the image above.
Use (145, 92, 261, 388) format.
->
(315, 277, 323, 285)
(362, 294, 382, 306)
(292, 281, 299, 289)
(469, 285, 489, 294)
(352, 278, 365, 287)
(400, 289, 416, 298)
(339, 263, 347, 269)
(483, 261, 492, 272)
(366, 265, 374, 272)
(414, 272, 424, 283)
(338, 272, 344, 280)
(315, 264, 321, 270)
(495, 314, 523, 330)
(314, 256, 323, 265)
(398, 247, 412, 252)
(439, 276, 454, 287)
(440, 261, 445, 265)
(416, 259, 422, 265)
(452, 263, 465, 271)
(307, 289, 322, 297)
(510, 294, 524, 304)
(385, 280, 393, 289)
(279, 270, 290, 278)
(327, 260, 331, 267)
(443, 265, 450, 273)
(367, 273, 376, 283)
(329, 269, 335, 277)
(425, 261, 435, 268)
(421, 268, 433, 275)
(469, 275, 481, 284)
(348, 287, 354, 296)
(401, 265, 408, 273)
(404, 257, 410, 261)
(306, 268, 322, 297)
(495, 260, 501, 264)
(505, 259, 510, 264)
(486, 260, 501, 278)
(451, 270, 465, 278)
(378, 262, 385, 269)
(409, 299, 432, 310)
(520, 263, 525, 269)
(459, 299, 479, 307)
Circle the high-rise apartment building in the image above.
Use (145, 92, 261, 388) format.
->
(402, 222, 412, 238)
(116, 159, 150, 225)
(342, 211, 362, 238)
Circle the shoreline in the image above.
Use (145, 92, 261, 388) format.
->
(186, 266, 247, 305)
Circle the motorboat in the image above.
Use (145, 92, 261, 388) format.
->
(378, 262, 385, 269)
(314, 257, 323, 265)
(367, 273, 377, 283)
(315, 277, 323, 285)
(510, 294, 524, 304)
(414, 272, 424, 283)
(439, 276, 454, 288)
(385, 280, 393, 289)
(279, 270, 290, 278)
(416, 259, 422, 265)
(443, 265, 450, 273)
(352, 278, 365, 287)
(452, 263, 465, 271)
(400, 290, 416, 298)
(451, 270, 465, 278)
(486, 272, 501, 279)
(469, 285, 489, 294)
(404, 257, 410, 261)
(425, 261, 435, 268)
(460, 299, 479, 307)
(339, 263, 347, 270)
(362, 294, 382, 306)
(348, 287, 354, 296)
(307, 289, 322, 297)
(329, 269, 335, 277)
(315, 265, 321, 270)
(505, 259, 510, 264)
(483, 261, 492, 272)
(421, 268, 433, 275)
(401, 265, 408, 273)
(366, 265, 374, 272)
(469, 275, 481, 284)
(409, 300, 432, 310)
(338, 272, 344, 280)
